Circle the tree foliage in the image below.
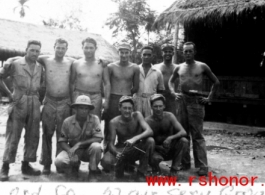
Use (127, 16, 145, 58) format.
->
(42, 12, 88, 31)
(13, 0, 30, 18)
(106, 0, 157, 62)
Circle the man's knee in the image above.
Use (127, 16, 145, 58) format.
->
(180, 137, 189, 145)
(89, 142, 102, 155)
(152, 153, 164, 164)
(101, 152, 116, 171)
(54, 151, 70, 168)
(146, 137, 155, 147)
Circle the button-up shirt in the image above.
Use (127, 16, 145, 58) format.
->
(59, 114, 103, 147)
(0, 57, 43, 100)
(136, 64, 165, 96)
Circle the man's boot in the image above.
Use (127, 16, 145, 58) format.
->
(21, 161, 41, 176)
(42, 165, 51, 175)
(88, 168, 100, 182)
(0, 162, 9, 181)
(197, 167, 208, 176)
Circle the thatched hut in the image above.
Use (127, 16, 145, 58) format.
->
(154, 0, 265, 126)
(0, 19, 119, 62)
(0, 19, 119, 102)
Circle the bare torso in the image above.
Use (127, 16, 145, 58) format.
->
(177, 61, 205, 93)
(43, 57, 72, 97)
(156, 63, 177, 92)
(73, 58, 105, 92)
(108, 61, 138, 95)
(145, 112, 174, 145)
(113, 112, 142, 145)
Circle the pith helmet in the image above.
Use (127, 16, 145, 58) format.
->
(71, 95, 95, 110)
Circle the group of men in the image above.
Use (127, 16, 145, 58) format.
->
(0, 37, 220, 182)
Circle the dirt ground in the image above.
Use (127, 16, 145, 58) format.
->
(0, 103, 265, 183)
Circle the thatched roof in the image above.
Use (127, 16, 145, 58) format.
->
(154, 0, 265, 28)
(0, 19, 119, 62)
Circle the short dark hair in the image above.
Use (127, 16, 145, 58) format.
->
(183, 42, 196, 50)
(119, 100, 134, 107)
(54, 38, 68, 48)
(26, 40, 41, 50)
(82, 37, 97, 48)
(141, 45, 154, 53)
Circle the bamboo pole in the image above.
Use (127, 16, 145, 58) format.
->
(173, 23, 179, 64)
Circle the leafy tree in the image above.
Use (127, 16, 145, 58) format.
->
(42, 15, 88, 31)
(13, 0, 30, 18)
(106, 0, 157, 62)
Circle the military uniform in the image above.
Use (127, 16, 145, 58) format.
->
(0, 57, 43, 163)
(55, 114, 103, 171)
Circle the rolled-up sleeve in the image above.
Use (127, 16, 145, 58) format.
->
(0, 63, 12, 78)
(58, 120, 69, 143)
(92, 116, 103, 139)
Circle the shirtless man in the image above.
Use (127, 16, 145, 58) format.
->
(3, 38, 74, 175)
(101, 96, 154, 181)
(168, 42, 220, 176)
(70, 37, 110, 120)
(103, 43, 140, 149)
(38, 38, 74, 174)
(155, 44, 178, 115)
(145, 94, 188, 176)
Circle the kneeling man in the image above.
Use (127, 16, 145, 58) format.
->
(101, 96, 154, 181)
(55, 95, 102, 181)
(146, 94, 188, 176)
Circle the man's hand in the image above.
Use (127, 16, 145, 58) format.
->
(69, 154, 79, 165)
(172, 92, 183, 101)
(124, 137, 137, 147)
(163, 138, 172, 149)
(116, 152, 124, 160)
(67, 144, 79, 159)
(155, 145, 168, 156)
(102, 100, 109, 112)
(199, 97, 210, 105)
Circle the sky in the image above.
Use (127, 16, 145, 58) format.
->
(0, 0, 176, 44)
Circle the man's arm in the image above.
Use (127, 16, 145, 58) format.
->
(163, 113, 187, 148)
(102, 65, 111, 111)
(125, 112, 153, 146)
(69, 62, 77, 103)
(108, 120, 119, 157)
(201, 64, 220, 103)
(168, 66, 181, 100)
(157, 71, 165, 94)
(0, 62, 13, 101)
(131, 65, 140, 95)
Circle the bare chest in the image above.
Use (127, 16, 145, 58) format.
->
(76, 63, 103, 79)
(112, 66, 134, 81)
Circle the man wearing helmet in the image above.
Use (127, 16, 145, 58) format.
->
(54, 95, 103, 181)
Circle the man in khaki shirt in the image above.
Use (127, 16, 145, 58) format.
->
(0, 40, 44, 181)
(55, 95, 103, 181)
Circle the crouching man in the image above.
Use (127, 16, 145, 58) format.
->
(54, 95, 102, 181)
(101, 96, 154, 181)
(145, 94, 188, 176)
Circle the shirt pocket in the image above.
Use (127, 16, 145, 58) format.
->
(14, 73, 28, 89)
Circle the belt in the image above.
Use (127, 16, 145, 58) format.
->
(46, 94, 69, 101)
(140, 93, 153, 98)
(75, 88, 100, 95)
(24, 90, 38, 96)
(182, 91, 204, 97)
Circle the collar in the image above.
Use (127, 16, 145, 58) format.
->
(139, 63, 157, 71)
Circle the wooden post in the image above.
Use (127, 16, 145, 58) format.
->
(173, 23, 179, 64)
